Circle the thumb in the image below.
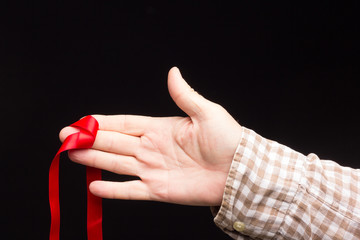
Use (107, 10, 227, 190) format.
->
(167, 67, 210, 118)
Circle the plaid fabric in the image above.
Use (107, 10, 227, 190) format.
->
(212, 127, 360, 239)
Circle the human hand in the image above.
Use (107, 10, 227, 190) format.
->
(59, 67, 242, 206)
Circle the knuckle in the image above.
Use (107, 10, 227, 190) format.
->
(106, 133, 117, 152)
(110, 157, 120, 172)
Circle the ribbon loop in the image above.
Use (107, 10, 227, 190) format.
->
(49, 115, 103, 240)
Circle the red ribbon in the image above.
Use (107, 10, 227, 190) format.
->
(49, 116, 103, 240)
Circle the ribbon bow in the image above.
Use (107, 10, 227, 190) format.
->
(49, 115, 103, 240)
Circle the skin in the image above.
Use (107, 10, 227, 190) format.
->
(59, 67, 242, 206)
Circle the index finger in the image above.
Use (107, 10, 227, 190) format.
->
(92, 114, 152, 136)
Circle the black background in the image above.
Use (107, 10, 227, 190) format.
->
(1, 1, 359, 239)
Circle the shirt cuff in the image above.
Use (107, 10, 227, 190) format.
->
(211, 126, 306, 239)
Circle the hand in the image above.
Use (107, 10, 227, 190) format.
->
(59, 67, 242, 206)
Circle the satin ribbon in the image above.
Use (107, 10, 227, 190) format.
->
(49, 116, 103, 240)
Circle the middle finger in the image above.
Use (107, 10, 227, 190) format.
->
(92, 130, 141, 156)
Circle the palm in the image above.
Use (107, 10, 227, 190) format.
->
(134, 109, 240, 205)
(60, 67, 241, 206)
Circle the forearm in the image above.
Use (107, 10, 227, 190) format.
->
(212, 127, 360, 239)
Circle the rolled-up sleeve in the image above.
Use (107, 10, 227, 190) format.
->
(212, 127, 360, 239)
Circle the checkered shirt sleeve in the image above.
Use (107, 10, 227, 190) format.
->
(212, 127, 360, 239)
